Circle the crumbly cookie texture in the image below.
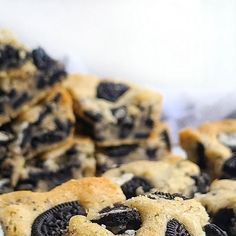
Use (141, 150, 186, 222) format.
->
(96, 123, 171, 175)
(0, 86, 75, 193)
(103, 155, 210, 198)
(0, 177, 125, 236)
(14, 137, 96, 192)
(0, 30, 67, 125)
(64, 74, 163, 145)
(179, 119, 236, 178)
(68, 192, 226, 236)
(196, 179, 236, 236)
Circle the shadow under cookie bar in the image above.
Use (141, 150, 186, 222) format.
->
(64, 74, 163, 145)
(15, 137, 96, 192)
(179, 119, 236, 179)
(0, 177, 125, 236)
(103, 155, 210, 198)
(95, 123, 171, 175)
(0, 30, 67, 125)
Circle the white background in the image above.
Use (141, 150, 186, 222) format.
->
(0, 0, 236, 88)
(0, 0, 236, 142)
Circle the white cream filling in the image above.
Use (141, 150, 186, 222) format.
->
(0, 224, 4, 236)
(219, 133, 236, 147)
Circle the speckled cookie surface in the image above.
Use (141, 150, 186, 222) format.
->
(64, 74, 162, 145)
(15, 137, 96, 192)
(96, 123, 171, 174)
(180, 119, 236, 178)
(68, 192, 226, 236)
(103, 155, 210, 198)
(0, 86, 75, 193)
(0, 30, 67, 126)
(196, 179, 236, 236)
(0, 177, 125, 236)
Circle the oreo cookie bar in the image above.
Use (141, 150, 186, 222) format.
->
(196, 179, 236, 236)
(103, 155, 210, 198)
(96, 123, 171, 174)
(15, 137, 96, 192)
(180, 119, 236, 178)
(0, 177, 125, 236)
(69, 192, 227, 236)
(64, 74, 162, 145)
(10, 86, 75, 158)
(0, 30, 67, 125)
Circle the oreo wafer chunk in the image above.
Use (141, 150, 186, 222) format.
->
(165, 219, 191, 236)
(31, 201, 86, 236)
(93, 204, 142, 234)
(146, 191, 188, 200)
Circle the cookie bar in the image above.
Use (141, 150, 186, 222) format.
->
(69, 192, 226, 236)
(0, 177, 125, 236)
(180, 119, 236, 178)
(10, 86, 75, 158)
(0, 30, 67, 125)
(196, 179, 236, 236)
(96, 123, 171, 174)
(64, 74, 163, 145)
(14, 137, 96, 192)
(103, 155, 210, 198)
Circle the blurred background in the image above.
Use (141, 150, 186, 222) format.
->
(1, 0, 236, 142)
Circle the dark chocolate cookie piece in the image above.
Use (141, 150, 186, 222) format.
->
(93, 204, 141, 234)
(211, 208, 235, 235)
(121, 176, 154, 199)
(222, 155, 236, 179)
(0, 45, 29, 69)
(146, 191, 188, 200)
(102, 144, 138, 157)
(204, 224, 228, 236)
(165, 219, 191, 236)
(97, 81, 129, 102)
(196, 142, 207, 169)
(31, 201, 86, 236)
(192, 173, 210, 194)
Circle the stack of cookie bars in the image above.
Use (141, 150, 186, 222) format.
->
(0, 30, 235, 236)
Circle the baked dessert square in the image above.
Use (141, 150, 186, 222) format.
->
(196, 179, 236, 236)
(15, 137, 96, 192)
(96, 123, 171, 174)
(69, 191, 226, 236)
(0, 30, 67, 125)
(103, 155, 210, 198)
(0, 177, 125, 236)
(64, 74, 163, 145)
(180, 119, 236, 178)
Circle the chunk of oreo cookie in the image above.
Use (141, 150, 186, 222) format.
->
(0, 45, 28, 69)
(93, 204, 141, 234)
(97, 81, 129, 102)
(165, 219, 191, 236)
(32, 47, 53, 71)
(192, 173, 210, 194)
(31, 201, 86, 236)
(211, 208, 235, 235)
(196, 142, 207, 169)
(121, 176, 154, 199)
(146, 191, 188, 200)
(103, 144, 138, 157)
(204, 224, 228, 236)
(222, 155, 236, 179)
